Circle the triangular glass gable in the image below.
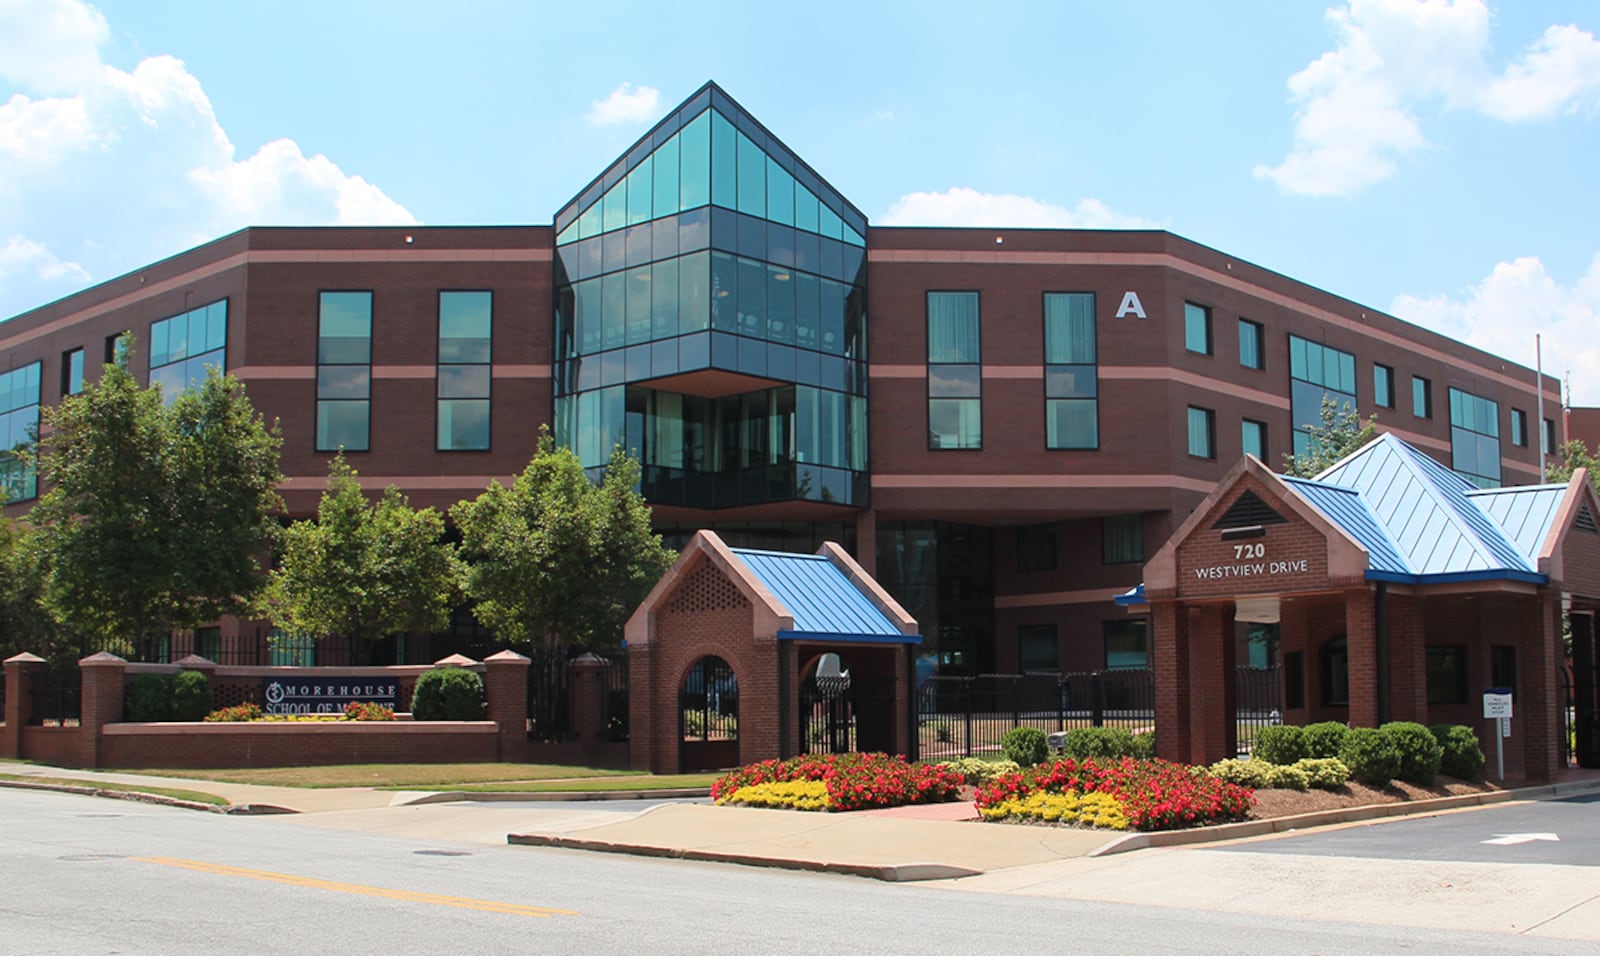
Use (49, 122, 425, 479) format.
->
(1211, 489, 1288, 529)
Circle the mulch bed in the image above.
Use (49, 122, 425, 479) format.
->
(1247, 777, 1503, 820)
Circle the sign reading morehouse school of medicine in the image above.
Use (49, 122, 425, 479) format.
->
(263, 677, 398, 715)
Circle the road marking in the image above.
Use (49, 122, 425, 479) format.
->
(132, 856, 577, 919)
(1481, 833, 1560, 846)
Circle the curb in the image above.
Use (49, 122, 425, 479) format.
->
(0, 778, 239, 814)
(505, 832, 978, 883)
(398, 787, 711, 806)
(1088, 777, 1600, 857)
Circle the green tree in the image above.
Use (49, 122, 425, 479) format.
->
(28, 341, 283, 654)
(451, 431, 676, 658)
(1281, 396, 1378, 478)
(1546, 438, 1599, 488)
(0, 517, 65, 664)
(269, 455, 462, 663)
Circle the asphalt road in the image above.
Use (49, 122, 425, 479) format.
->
(2, 789, 1595, 955)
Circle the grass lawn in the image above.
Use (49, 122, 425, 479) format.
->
(123, 763, 685, 790)
(0, 772, 229, 807)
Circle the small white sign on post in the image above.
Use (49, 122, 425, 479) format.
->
(1483, 688, 1513, 780)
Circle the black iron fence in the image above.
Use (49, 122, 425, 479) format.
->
(1236, 665, 1284, 757)
(1561, 666, 1576, 766)
(917, 670, 1155, 760)
(527, 651, 629, 742)
(28, 660, 81, 725)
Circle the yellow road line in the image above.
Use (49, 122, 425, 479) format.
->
(132, 856, 577, 919)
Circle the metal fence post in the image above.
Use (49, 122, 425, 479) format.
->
(1090, 670, 1105, 728)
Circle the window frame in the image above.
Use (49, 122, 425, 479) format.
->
(1184, 302, 1213, 356)
(1511, 408, 1527, 447)
(1043, 291, 1099, 451)
(1374, 363, 1394, 408)
(1187, 405, 1216, 460)
(1102, 513, 1145, 565)
(1017, 623, 1060, 673)
(1412, 375, 1433, 419)
(1241, 418, 1267, 461)
(926, 290, 982, 451)
(436, 289, 494, 453)
(1238, 318, 1264, 370)
(1103, 619, 1149, 670)
(316, 290, 374, 453)
(1425, 645, 1470, 706)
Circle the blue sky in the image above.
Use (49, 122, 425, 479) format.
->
(3, 0, 1598, 402)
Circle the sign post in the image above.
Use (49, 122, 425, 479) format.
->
(1483, 688, 1513, 781)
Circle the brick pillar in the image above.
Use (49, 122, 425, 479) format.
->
(1153, 601, 1189, 763)
(1345, 588, 1379, 728)
(1186, 604, 1234, 766)
(855, 510, 877, 575)
(3, 652, 47, 759)
(1519, 592, 1562, 783)
(483, 650, 530, 763)
(568, 653, 611, 764)
(1384, 593, 1428, 724)
(628, 644, 655, 772)
(79, 652, 128, 769)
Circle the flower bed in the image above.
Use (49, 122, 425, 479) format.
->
(975, 757, 1254, 831)
(712, 753, 963, 811)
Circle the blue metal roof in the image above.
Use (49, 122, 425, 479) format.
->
(730, 548, 917, 642)
(1469, 484, 1566, 560)
(1281, 477, 1411, 576)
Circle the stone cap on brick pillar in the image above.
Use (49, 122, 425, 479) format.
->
(571, 652, 607, 668)
(4, 651, 48, 667)
(172, 654, 218, 674)
(484, 649, 531, 668)
(79, 651, 128, 667)
(433, 653, 480, 668)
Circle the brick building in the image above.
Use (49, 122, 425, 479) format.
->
(0, 81, 1566, 682)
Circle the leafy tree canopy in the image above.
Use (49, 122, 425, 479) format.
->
(1280, 396, 1378, 478)
(27, 340, 283, 652)
(1546, 438, 1599, 488)
(451, 430, 676, 656)
(269, 454, 462, 661)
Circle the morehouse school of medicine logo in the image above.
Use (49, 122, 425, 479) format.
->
(265, 681, 287, 706)
(261, 677, 398, 715)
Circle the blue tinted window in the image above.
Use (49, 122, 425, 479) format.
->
(1242, 419, 1266, 459)
(1449, 386, 1500, 486)
(1184, 302, 1211, 355)
(1239, 319, 1263, 370)
(1187, 406, 1215, 458)
(652, 136, 679, 219)
(711, 111, 738, 209)
(679, 111, 711, 210)
(0, 361, 41, 501)
(928, 292, 979, 363)
(736, 131, 766, 217)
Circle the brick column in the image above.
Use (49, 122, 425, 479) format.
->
(79, 651, 129, 769)
(483, 650, 530, 763)
(1518, 592, 1562, 783)
(568, 653, 610, 763)
(3, 652, 47, 759)
(628, 643, 655, 772)
(1344, 588, 1379, 728)
(1153, 601, 1189, 764)
(1186, 604, 1234, 766)
(1386, 593, 1428, 724)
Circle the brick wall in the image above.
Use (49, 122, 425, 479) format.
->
(100, 722, 499, 768)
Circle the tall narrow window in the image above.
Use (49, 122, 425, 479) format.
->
(1017, 624, 1059, 672)
(1104, 620, 1148, 669)
(317, 291, 372, 452)
(1511, 408, 1527, 447)
(0, 362, 41, 501)
(1184, 302, 1212, 355)
(1238, 319, 1264, 370)
(1288, 335, 1356, 458)
(1044, 292, 1097, 449)
(1187, 406, 1215, 459)
(927, 291, 980, 449)
(1373, 363, 1394, 408)
(1448, 386, 1501, 487)
(1543, 418, 1557, 455)
(1242, 419, 1267, 460)
(1412, 375, 1432, 419)
(1102, 513, 1145, 564)
(149, 299, 228, 404)
(61, 348, 84, 396)
(437, 291, 492, 451)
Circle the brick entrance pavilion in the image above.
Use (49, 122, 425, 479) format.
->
(1125, 434, 1600, 782)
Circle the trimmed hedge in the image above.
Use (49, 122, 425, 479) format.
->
(1002, 727, 1050, 767)
(1060, 727, 1140, 759)
(171, 670, 214, 722)
(411, 667, 485, 720)
(1432, 724, 1486, 780)
(1382, 721, 1443, 785)
(1302, 722, 1350, 759)
(124, 674, 173, 722)
(1252, 725, 1307, 766)
(1339, 727, 1402, 786)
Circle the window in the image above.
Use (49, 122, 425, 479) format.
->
(149, 299, 227, 404)
(1104, 619, 1148, 669)
(1102, 513, 1145, 564)
(1511, 408, 1527, 447)
(1284, 651, 1306, 709)
(1242, 419, 1267, 460)
(195, 627, 222, 662)
(1187, 406, 1215, 459)
(1322, 636, 1349, 706)
(437, 291, 492, 451)
(317, 291, 372, 452)
(1017, 524, 1057, 572)
(1044, 292, 1098, 449)
(270, 629, 316, 667)
(0, 362, 41, 502)
(1491, 645, 1517, 700)
(928, 292, 980, 449)
(1184, 302, 1212, 355)
(1374, 363, 1394, 408)
(1018, 624, 1059, 672)
(1412, 375, 1432, 419)
(1289, 335, 1357, 458)
(1238, 319, 1264, 370)
(1426, 645, 1469, 705)
(61, 348, 83, 396)
(104, 331, 130, 366)
(1448, 387, 1501, 487)
(1543, 418, 1557, 455)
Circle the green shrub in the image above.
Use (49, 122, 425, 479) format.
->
(1268, 765, 1311, 790)
(124, 674, 173, 722)
(1002, 727, 1050, 767)
(1209, 758, 1273, 788)
(411, 667, 485, 720)
(1302, 721, 1350, 759)
(1130, 731, 1157, 760)
(170, 670, 213, 721)
(1294, 757, 1350, 789)
(1338, 727, 1402, 786)
(1431, 724, 1486, 780)
(1381, 721, 1443, 785)
(1062, 727, 1139, 759)
(1252, 725, 1307, 765)
(938, 757, 1021, 785)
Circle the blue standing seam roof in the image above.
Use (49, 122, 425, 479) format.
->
(1469, 485, 1566, 561)
(730, 547, 910, 640)
(1281, 477, 1411, 576)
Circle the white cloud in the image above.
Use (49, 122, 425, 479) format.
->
(0, 234, 90, 289)
(1391, 252, 1600, 405)
(0, 0, 415, 319)
(1257, 0, 1600, 196)
(585, 83, 661, 127)
(878, 188, 1158, 229)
